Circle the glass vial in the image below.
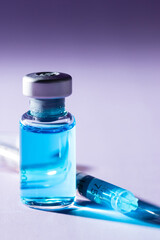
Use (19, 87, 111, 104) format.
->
(20, 72, 76, 209)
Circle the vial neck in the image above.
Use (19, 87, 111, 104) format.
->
(29, 98, 65, 119)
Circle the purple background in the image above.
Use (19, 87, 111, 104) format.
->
(0, 1, 160, 239)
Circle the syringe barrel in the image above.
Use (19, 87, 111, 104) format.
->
(77, 172, 138, 213)
(77, 172, 122, 205)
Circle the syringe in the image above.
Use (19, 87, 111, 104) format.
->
(77, 172, 138, 213)
(0, 142, 138, 213)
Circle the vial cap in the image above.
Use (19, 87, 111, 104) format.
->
(23, 72, 72, 99)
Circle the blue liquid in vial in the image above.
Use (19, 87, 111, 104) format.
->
(20, 116, 76, 209)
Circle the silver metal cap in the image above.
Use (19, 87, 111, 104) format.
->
(23, 72, 72, 99)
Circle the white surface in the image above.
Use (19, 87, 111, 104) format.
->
(0, 172, 160, 240)
(0, 61, 160, 239)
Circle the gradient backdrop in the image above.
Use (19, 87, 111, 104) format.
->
(0, 1, 160, 240)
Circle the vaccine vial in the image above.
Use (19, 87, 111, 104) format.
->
(20, 72, 76, 209)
